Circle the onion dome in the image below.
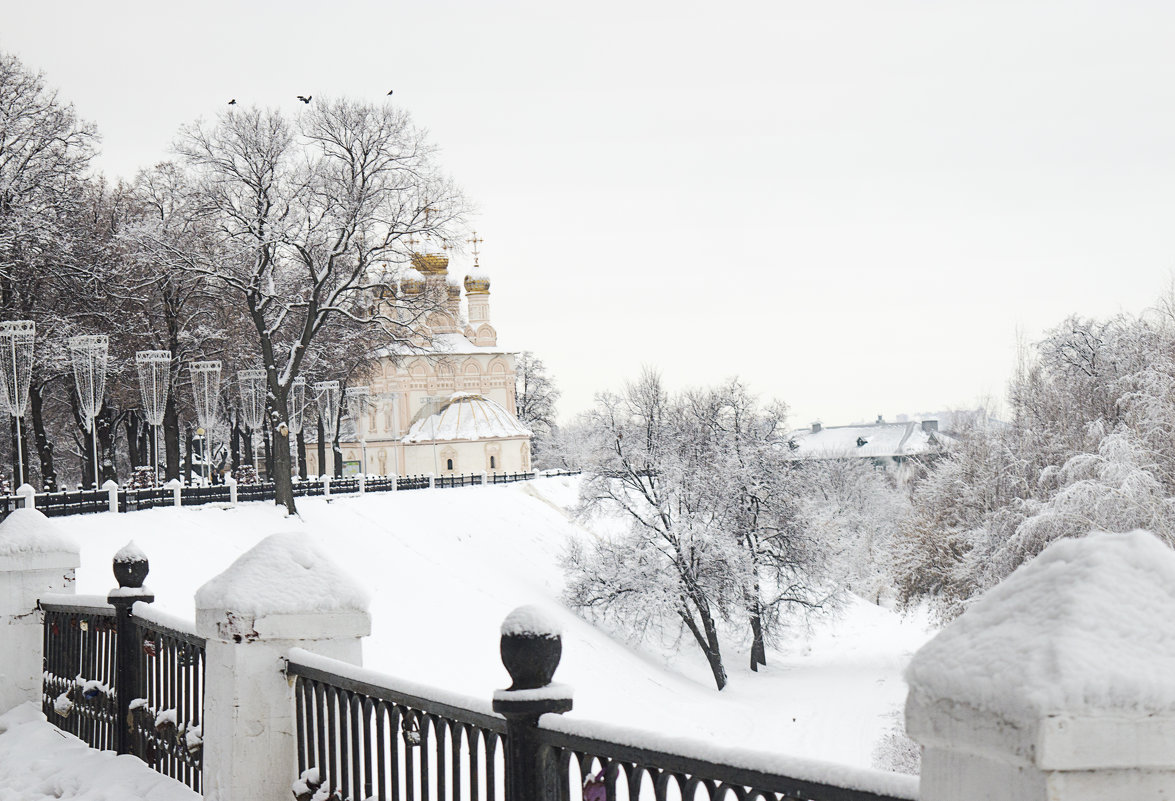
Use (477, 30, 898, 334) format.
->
(410, 236, 450, 275)
(400, 267, 426, 295)
(446, 271, 463, 299)
(464, 265, 491, 295)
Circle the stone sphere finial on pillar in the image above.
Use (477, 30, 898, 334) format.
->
(112, 541, 149, 589)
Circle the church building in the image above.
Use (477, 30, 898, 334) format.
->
(302, 237, 532, 478)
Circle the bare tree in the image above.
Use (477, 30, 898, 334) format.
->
(515, 351, 560, 465)
(173, 101, 465, 512)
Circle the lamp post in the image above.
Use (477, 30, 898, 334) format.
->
(313, 381, 340, 477)
(135, 351, 171, 486)
(288, 376, 307, 479)
(237, 369, 266, 473)
(345, 386, 370, 477)
(190, 361, 222, 484)
(0, 321, 35, 487)
(69, 335, 109, 488)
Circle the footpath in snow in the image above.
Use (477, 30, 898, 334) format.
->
(55, 476, 934, 772)
(0, 703, 197, 800)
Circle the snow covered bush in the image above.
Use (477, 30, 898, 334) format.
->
(232, 464, 261, 486)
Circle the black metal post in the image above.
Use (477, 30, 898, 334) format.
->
(108, 547, 154, 756)
(492, 609, 573, 801)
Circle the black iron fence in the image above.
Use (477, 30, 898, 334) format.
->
(2, 470, 581, 524)
(285, 629, 917, 801)
(289, 654, 507, 801)
(41, 597, 118, 751)
(40, 557, 206, 795)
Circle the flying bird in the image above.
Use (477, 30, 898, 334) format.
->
(228, 99, 237, 105)
(297, 95, 312, 104)
(387, 89, 394, 96)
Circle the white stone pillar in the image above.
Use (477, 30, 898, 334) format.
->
(906, 530, 1175, 801)
(196, 532, 370, 801)
(165, 477, 182, 507)
(0, 509, 79, 713)
(321, 474, 331, 499)
(428, 472, 435, 489)
(481, 471, 489, 486)
(16, 483, 35, 510)
(225, 474, 238, 506)
(103, 479, 119, 513)
(358, 472, 366, 495)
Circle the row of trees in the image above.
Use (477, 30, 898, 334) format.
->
(0, 51, 465, 513)
(895, 298, 1175, 620)
(559, 298, 1175, 689)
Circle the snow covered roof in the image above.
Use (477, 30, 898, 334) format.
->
(907, 530, 1175, 726)
(786, 420, 955, 460)
(403, 392, 531, 444)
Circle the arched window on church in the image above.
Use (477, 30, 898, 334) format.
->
(490, 456, 495, 469)
(446, 458, 454, 471)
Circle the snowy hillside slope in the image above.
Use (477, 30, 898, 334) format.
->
(55, 477, 933, 771)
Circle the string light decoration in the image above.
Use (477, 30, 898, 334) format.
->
(345, 385, 371, 475)
(69, 335, 109, 488)
(0, 321, 35, 487)
(313, 380, 340, 475)
(288, 376, 307, 478)
(135, 351, 172, 485)
(190, 361, 223, 484)
(237, 369, 267, 469)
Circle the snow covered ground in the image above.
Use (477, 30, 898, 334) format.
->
(0, 703, 198, 800)
(51, 476, 934, 773)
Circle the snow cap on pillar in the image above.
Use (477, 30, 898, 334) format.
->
(907, 529, 1175, 774)
(195, 531, 370, 641)
(0, 508, 79, 570)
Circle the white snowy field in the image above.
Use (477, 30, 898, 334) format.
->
(51, 477, 934, 774)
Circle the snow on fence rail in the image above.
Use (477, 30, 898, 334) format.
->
(0, 469, 580, 522)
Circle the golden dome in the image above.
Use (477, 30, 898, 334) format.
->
(464, 266, 491, 295)
(400, 267, 426, 295)
(411, 251, 449, 275)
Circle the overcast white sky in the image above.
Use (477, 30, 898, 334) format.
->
(5, 0, 1175, 427)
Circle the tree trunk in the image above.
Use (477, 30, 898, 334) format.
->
(124, 412, 141, 468)
(184, 425, 194, 485)
(29, 383, 57, 492)
(231, 420, 241, 471)
(679, 596, 727, 691)
(333, 436, 343, 478)
(273, 419, 295, 514)
(297, 431, 308, 480)
(244, 429, 254, 469)
(163, 392, 180, 482)
(749, 610, 767, 671)
(263, 423, 273, 480)
(95, 409, 117, 486)
(316, 418, 326, 479)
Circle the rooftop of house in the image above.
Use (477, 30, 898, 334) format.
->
(786, 418, 956, 460)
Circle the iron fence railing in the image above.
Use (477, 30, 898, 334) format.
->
(285, 647, 916, 801)
(288, 652, 507, 801)
(41, 597, 119, 752)
(179, 484, 232, 506)
(129, 607, 206, 794)
(397, 475, 431, 491)
(41, 581, 206, 795)
(5, 470, 581, 523)
(36, 488, 110, 517)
